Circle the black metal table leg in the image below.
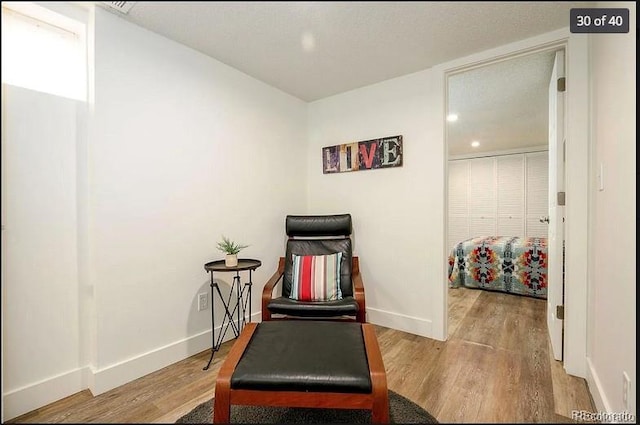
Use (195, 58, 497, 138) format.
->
(236, 271, 241, 338)
(203, 275, 216, 370)
(202, 259, 261, 370)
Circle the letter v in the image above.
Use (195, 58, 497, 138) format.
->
(359, 143, 377, 169)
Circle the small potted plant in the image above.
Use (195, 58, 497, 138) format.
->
(216, 235, 249, 267)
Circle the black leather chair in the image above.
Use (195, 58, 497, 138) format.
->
(261, 214, 366, 322)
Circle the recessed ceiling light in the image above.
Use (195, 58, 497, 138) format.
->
(446, 114, 458, 122)
(471, 141, 480, 147)
(301, 31, 316, 52)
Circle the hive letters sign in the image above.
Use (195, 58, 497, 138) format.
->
(322, 135, 403, 174)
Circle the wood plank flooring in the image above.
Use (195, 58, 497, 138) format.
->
(8, 288, 595, 423)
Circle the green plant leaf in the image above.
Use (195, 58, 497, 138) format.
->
(216, 235, 249, 255)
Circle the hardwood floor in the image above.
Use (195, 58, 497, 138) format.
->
(8, 288, 595, 423)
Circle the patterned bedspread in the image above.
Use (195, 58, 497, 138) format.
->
(448, 236, 548, 299)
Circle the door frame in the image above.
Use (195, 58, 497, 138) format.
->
(436, 28, 589, 378)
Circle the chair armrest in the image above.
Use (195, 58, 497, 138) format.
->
(261, 257, 285, 321)
(352, 256, 367, 323)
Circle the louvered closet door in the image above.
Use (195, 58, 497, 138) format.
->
(497, 155, 525, 237)
(526, 152, 549, 238)
(468, 157, 496, 238)
(448, 160, 469, 250)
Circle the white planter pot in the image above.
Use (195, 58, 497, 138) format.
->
(225, 254, 238, 267)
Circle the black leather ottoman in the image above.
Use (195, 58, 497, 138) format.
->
(214, 320, 389, 423)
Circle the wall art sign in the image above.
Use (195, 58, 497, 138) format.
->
(322, 135, 403, 174)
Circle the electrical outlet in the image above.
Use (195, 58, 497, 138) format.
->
(198, 293, 209, 311)
(623, 371, 631, 410)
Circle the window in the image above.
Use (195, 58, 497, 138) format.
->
(1, 2, 87, 101)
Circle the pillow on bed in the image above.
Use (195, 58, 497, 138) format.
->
(289, 253, 343, 301)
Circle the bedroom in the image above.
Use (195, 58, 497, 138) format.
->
(445, 49, 556, 337)
(1, 1, 636, 423)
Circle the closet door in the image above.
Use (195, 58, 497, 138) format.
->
(447, 160, 469, 250)
(496, 155, 525, 236)
(525, 152, 549, 237)
(468, 157, 496, 238)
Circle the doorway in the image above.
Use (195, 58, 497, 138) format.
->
(444, 47, 566, 358)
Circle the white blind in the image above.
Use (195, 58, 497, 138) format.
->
(448, 216, 469, 252)
(448, 160, 470, 250)
(469, 216, 496, 238)
(526, 152, 550, 238)
(497, 155, 525, 217)
(498, 216, 524, 236)
(526, 152, 549, 216)
(448, 160, 468, 215)
(468, 157, 496, 217)
(448, 151, 549, 242)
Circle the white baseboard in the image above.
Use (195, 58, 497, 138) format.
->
(586, 357, 610, 412)
(585, 359, 636, 423)
(366, 307, 433, 338)
(88, 330, 212, 395)
(90, 311, 261, 395)
(2, 366, 89, 422)
(2, 312, 262, 422)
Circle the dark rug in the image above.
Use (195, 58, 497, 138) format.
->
(176, 390, 438, 423)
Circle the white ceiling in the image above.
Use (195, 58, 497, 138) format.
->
(97, 1, 593, 154)
(447, 49, 558, 156)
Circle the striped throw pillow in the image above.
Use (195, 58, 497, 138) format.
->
(290, 253, 343, 301)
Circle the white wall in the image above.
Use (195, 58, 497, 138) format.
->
(307, 69, 443, 338)
(1, 5, 307, 420)
(89, 8, 307, 393)
(586, 2, 636, 416)
(305, 28, 590, 347)
(2, 85, 85, 419)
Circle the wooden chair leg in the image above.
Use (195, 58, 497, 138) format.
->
(372, 392, 390, 423)
(213, 382, 230, 423)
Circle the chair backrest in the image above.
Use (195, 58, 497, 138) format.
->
(282, 214, 353, 298)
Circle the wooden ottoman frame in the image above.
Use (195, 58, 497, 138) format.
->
(214, 322, 389, 423)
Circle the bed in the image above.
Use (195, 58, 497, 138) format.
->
(448, 236, 548, 299)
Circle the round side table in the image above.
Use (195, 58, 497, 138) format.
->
(202, 258, 261, 370)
